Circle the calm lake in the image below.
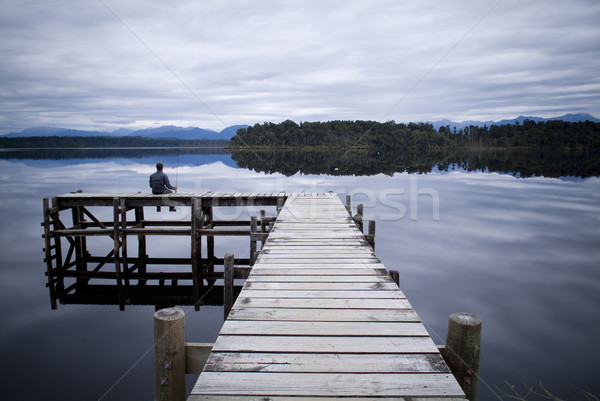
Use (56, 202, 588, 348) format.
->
(0, 148, 599, 401)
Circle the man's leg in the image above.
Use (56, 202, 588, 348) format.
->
(162, 189, 176, 211)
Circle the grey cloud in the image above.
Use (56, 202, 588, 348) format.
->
(1, 0, 599, 134)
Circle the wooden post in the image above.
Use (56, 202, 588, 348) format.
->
(223, 253, 234, 320)
(368, 220, 376, 250)
(277, 196, 285, 214)
(205, 203, 215, 272)
(113, 197, 125, 310)
(50, 197, 65, 299)
(42, 198, 58, 309)
(135, 206, 147, 285)
(389, 270, 399, 287)
(444, 312, 482, 401)
(260, 210, 266, 233)
(250, 216, 257, 265)
(345, 195, 351, 214)
(154, 307, 186, 401)
(120, 198, 130, 288)
(354, 203, 364, 232)
(191, 198, 202, 310)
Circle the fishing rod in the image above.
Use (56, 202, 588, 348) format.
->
(175, 111, 182, 190)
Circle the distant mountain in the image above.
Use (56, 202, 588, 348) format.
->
(3, 126, 111, 137)
(430, 113, 600, 131)
(126, 126, 219, 140)
(1, 124, 248, 140)
(219, 125, 251, 138)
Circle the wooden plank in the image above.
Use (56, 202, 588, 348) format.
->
(238, 290, 404, 299)
(212, 335, 438, 353)
(245, 275, 392, 283)
(192, 372, 465, 397)
(243, 282, 398, 291)
(251, 263, 382, 269)
(257, 258, 380, 264)
(232, 297, 409, 309)
(219, 320, 427, 336)
(249, 268, 390, 276)
(189, 396, 465, 401)
(227, 308, 419, 322)
(204, 352, 449, 373)
(260, 250, 376, 256)
(186, 193, 463, 399)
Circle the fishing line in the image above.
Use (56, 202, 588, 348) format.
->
(175, 111, 182, 189)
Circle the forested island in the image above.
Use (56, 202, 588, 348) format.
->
(230, 119, 600, 149)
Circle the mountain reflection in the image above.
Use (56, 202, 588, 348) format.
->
(1, 147, 598, 178)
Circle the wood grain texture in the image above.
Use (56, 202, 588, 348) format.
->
(189, 193, 464, 400)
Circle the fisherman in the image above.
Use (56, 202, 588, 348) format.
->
(149, 162, 177, 212)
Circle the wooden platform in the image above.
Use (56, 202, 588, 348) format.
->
(189, 193, 465, 400)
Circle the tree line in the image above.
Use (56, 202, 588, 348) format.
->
(230, 119, 600, 149)
(0, 136, 230, 148)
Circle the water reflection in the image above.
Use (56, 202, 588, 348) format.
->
(0, 149, 599, 401)
(230, 148, 600, 178)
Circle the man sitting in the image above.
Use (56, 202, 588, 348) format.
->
(149, 162, 178, 212)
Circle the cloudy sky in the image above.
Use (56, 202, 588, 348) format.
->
(1, 0, 599, 134)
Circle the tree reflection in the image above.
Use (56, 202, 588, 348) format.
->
(230, 148, 600, 178)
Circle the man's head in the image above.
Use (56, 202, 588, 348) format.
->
(156, 162, 164, 171)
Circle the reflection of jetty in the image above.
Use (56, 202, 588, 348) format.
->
(42, 192, 476, 400)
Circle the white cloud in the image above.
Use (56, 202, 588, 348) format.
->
(1, 0, 599, 134)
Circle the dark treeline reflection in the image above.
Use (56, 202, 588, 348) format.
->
(0, 147, 228, 160)
(231, 148, 600, 178)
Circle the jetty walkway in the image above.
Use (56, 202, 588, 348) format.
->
(189, 193, 465, 399)
(42, 191, 468, 399)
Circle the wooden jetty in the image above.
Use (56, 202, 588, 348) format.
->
(42, 191, 471, 399)
(189, 193, 465, 400)
(42, 192, 284, 310)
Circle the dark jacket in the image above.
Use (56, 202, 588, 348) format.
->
(149, 170, 175, 194)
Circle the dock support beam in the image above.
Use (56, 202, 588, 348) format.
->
(353, 203, 364, 232)
(250, 216, 257, 265)
(444, 312, 482, 401)
(367, 220, 376, 249)
(154, 307, 186, 401)
(389, 269, 399, 287)
(223, 253, 234, 319)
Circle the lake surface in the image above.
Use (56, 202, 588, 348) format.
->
(0, 149, 599, 401)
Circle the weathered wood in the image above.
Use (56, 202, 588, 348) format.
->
(242, 281, 398, 291)
(444, 313, 482, 401)
(249, 216, 257, 266)
(113, 197, 125, 310)
(390, 269, 400, 287)
(227, 307, 419, 322)
(238, 289, 405, 299)
(219, 320, 427, 336)
(249, 267, 389, 276)
(245, 275, 392, 283)
(204, 352, 449, 373)
(189, 396, 465, 401)
(188, 193, 463, 400)
(223, 253, 234, 319)
(368, 219, 376, 249)
(42, 198, 58, 309)
(193, 372, 464, 397)
(185, 343, 213, 374)
(212, 335, 439, 353)
(155, 308, 186, 401)
(191, 197, 202, 310)
(232, 297, 410, 309)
